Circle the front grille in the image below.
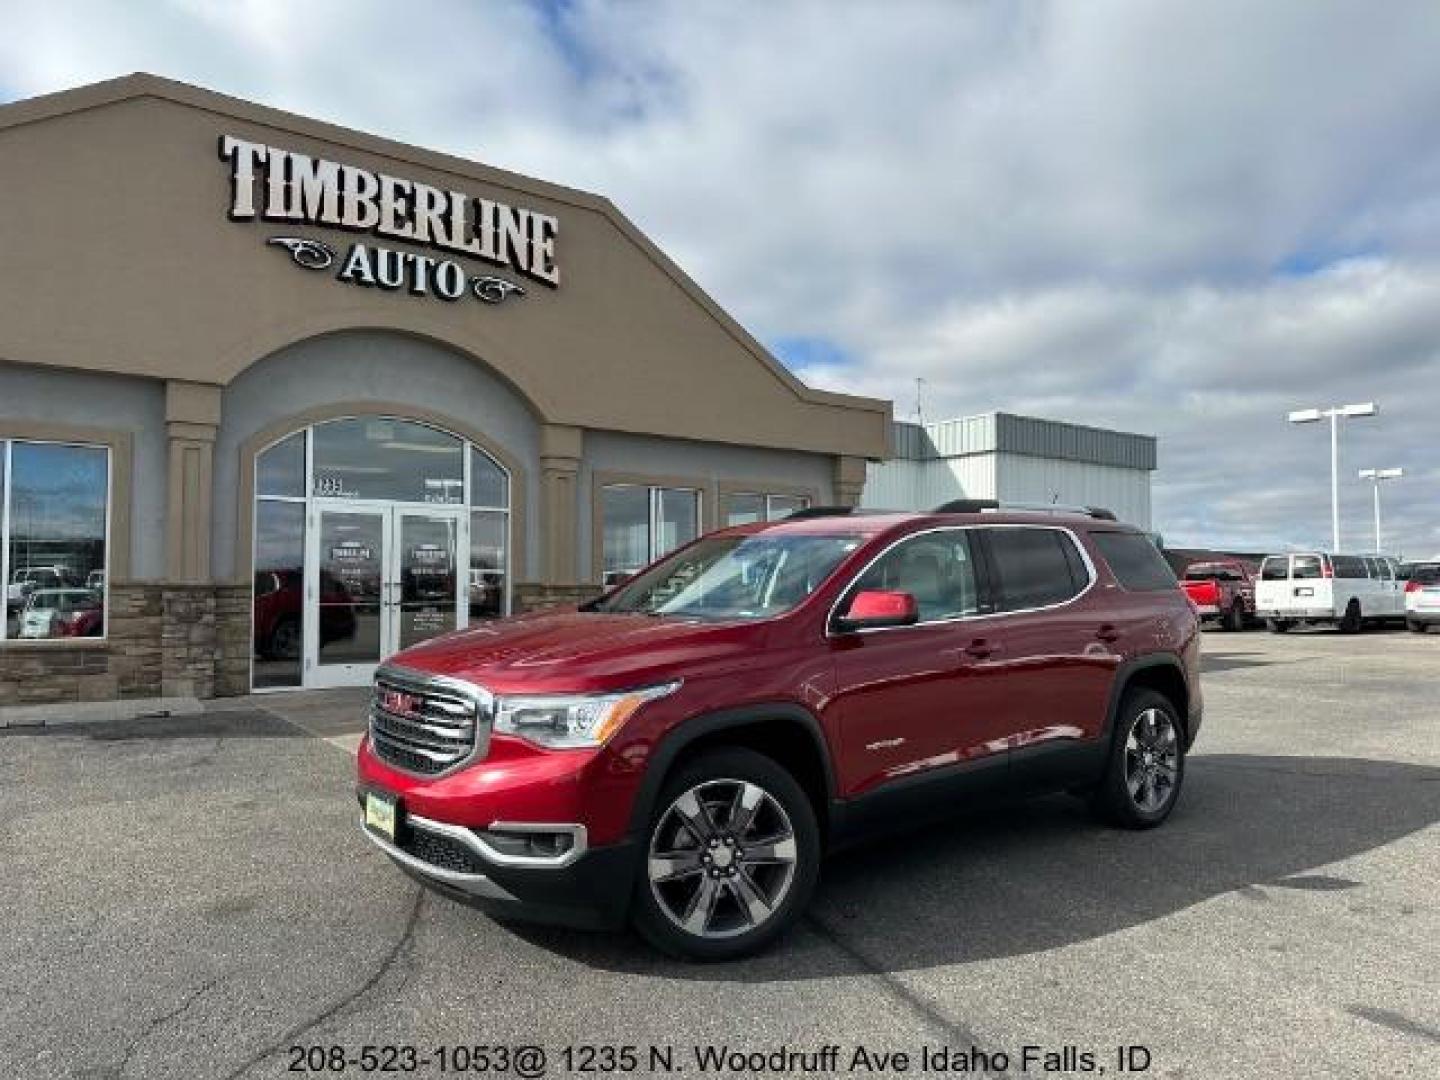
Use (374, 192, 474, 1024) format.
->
(400, 827, 487, 875)
(369, 668, 488, 776)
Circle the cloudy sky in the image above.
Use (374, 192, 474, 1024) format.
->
(4, 0, 1438, 556)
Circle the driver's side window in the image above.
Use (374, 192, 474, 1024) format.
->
(853, 531, 980, 622)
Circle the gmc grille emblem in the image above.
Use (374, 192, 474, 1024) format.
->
(377, 688, 420, 717)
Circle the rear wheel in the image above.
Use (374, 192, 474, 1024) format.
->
(1408, 618, 1429, 634)
(1338, 600, 1362, 634)
(1091, 689, 1185, 829)
(632, 748, 820, 960)
(1267, 618, 1292, 633)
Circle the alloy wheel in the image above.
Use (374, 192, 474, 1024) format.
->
(647, 778, 798, 939)
(1124, 708, 1179, 813)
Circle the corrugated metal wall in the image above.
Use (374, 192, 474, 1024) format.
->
(862, 453, 998, 509)
(994, 413, 1156, 471)
(995, 453, 1152, 528)
(889, 413, 1156, 470)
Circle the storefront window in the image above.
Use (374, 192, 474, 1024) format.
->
(311, 418, 464, 504)
(601, 484, 701, 586)
(1, 440, 109, 642)
(471, 447, 508, 508)
(723, 492, 810, 526)
(724, 493, 766, 526)
(257, 431, 305, 499)
(252, 501, 305, 688)
(469, 510, 507, 622)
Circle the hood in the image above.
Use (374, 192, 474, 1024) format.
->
(386, 608, 761, 693)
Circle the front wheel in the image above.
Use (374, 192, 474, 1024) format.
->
(1091, 689, 1186, 829)
(632, 748, 820, 960)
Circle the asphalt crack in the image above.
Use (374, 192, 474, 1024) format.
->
(220, 886, 425, 1080)
(114, 971, 228, 1078)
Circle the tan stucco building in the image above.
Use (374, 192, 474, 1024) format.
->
(0, 74, 889, 702)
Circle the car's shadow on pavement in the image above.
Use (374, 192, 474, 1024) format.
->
(500, 754, 1440, 978)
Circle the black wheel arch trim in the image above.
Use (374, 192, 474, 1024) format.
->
(626, 703, 837, 841)
(1102, 653, 1195, 750)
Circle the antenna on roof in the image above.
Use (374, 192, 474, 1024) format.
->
(914, 377, 926, 428)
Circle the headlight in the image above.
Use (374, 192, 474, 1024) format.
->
(493, 681, 681, 749)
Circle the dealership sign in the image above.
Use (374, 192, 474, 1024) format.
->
(219, 135, 557, 304)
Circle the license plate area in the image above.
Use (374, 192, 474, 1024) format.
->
(364, 789, 399, 842)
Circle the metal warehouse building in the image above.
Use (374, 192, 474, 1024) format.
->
(862, 413, 1157, 528)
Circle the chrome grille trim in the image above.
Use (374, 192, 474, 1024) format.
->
(369, 665, 493, 777)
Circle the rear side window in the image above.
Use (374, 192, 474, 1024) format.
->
(1091, 532, 1178, 592)
(1292, 556, 1324, 580)
(1260, 557, 1289, 581)
(1333, 555, 1367, 579)
(985, 527, 1088, 611)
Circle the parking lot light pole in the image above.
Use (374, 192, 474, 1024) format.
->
(1358, 467, 1403, 552)
(1286, 402, 1378, 551)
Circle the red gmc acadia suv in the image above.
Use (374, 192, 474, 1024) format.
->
(357, 505, 1202, 959)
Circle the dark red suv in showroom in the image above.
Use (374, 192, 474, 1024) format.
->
(357, 505, 1201, 959)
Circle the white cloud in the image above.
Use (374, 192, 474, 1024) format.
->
(3, 0, 1438, 555)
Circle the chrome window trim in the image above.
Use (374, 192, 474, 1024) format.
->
(824, 523, 1099, 638)
(369, 664, 493, 778)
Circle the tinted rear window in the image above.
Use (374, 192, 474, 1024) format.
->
(985, 527, 1087, 611)
(1260, 557, 1289, 581)
(1412, 565, 1440, 585)
(1332, 555, 1367, 579)
(1091, 532, 1178, 592)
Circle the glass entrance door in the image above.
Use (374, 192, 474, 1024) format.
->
(305, 504, 466, 688)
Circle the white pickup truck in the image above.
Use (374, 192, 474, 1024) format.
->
(1254, 552, 1405, 633)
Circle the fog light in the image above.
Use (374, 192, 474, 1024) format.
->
(479, 829, 575, 860)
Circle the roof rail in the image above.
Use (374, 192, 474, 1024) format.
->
(782, 505, 858, 520)
(931, 499, 1118, 521)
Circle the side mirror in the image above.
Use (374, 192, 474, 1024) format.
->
(835, 589, 919, 632)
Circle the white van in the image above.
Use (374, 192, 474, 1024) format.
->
(1254, 552, 1405, 632)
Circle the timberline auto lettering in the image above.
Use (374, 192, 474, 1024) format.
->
(219, 135, 559, 288)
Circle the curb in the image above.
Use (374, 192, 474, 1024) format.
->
(0, 696, 205, 729)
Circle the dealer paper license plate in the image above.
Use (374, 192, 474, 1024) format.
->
(365, 791, 398, 841)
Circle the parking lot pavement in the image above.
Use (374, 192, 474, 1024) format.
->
(2, 628, 1436, 1079)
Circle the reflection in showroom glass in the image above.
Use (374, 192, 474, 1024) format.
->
(2, 440, 109, 642)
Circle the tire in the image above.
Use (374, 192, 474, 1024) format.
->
(1223, 601, 1246, 632)
(1267, 618, 1292, 633)
(1338, 600, 1362, 634)
(268, 617, 302, 660)
(631, 747, 820, 961)
(1408, 618, 1429, 634)
(1090, 689, 1186, 829)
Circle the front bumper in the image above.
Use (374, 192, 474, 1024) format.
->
(358, 797, 638, 930)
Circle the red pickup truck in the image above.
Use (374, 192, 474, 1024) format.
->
(1180, 561, 1255, 631)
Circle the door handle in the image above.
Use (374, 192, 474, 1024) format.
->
(962, 638, 996, 660)
(1096, 624, 1121, 644)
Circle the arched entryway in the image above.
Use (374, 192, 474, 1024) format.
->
(251, 415, 511, 690)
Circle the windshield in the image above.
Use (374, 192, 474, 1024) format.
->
(590, 532, 863, 620)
